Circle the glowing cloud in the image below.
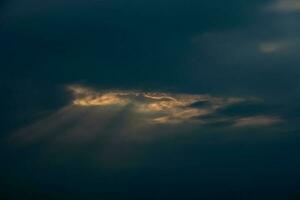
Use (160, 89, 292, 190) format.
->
(68, 85, 248, 124)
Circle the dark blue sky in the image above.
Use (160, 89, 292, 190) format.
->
(1, 0, 300, 199)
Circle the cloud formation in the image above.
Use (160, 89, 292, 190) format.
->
(10, 84, 283, 165)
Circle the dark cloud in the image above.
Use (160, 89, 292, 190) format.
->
(0, 0, 272, 89)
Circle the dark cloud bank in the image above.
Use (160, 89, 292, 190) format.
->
(1, 0, 300, 199)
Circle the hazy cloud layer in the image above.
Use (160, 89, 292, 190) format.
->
(10, 85, 283, 164)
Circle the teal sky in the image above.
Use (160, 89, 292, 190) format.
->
(1, 0, 300, 199)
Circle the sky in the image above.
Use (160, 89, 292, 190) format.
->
(1, 0, 300, 199)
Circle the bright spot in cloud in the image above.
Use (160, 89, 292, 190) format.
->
(266, 0, 300, 12)
(259, 41, 290, 54)
(234, 116, 282, 127)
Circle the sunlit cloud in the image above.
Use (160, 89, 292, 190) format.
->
(68, 85, 249, 124)
(12, 85, 283, 144)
